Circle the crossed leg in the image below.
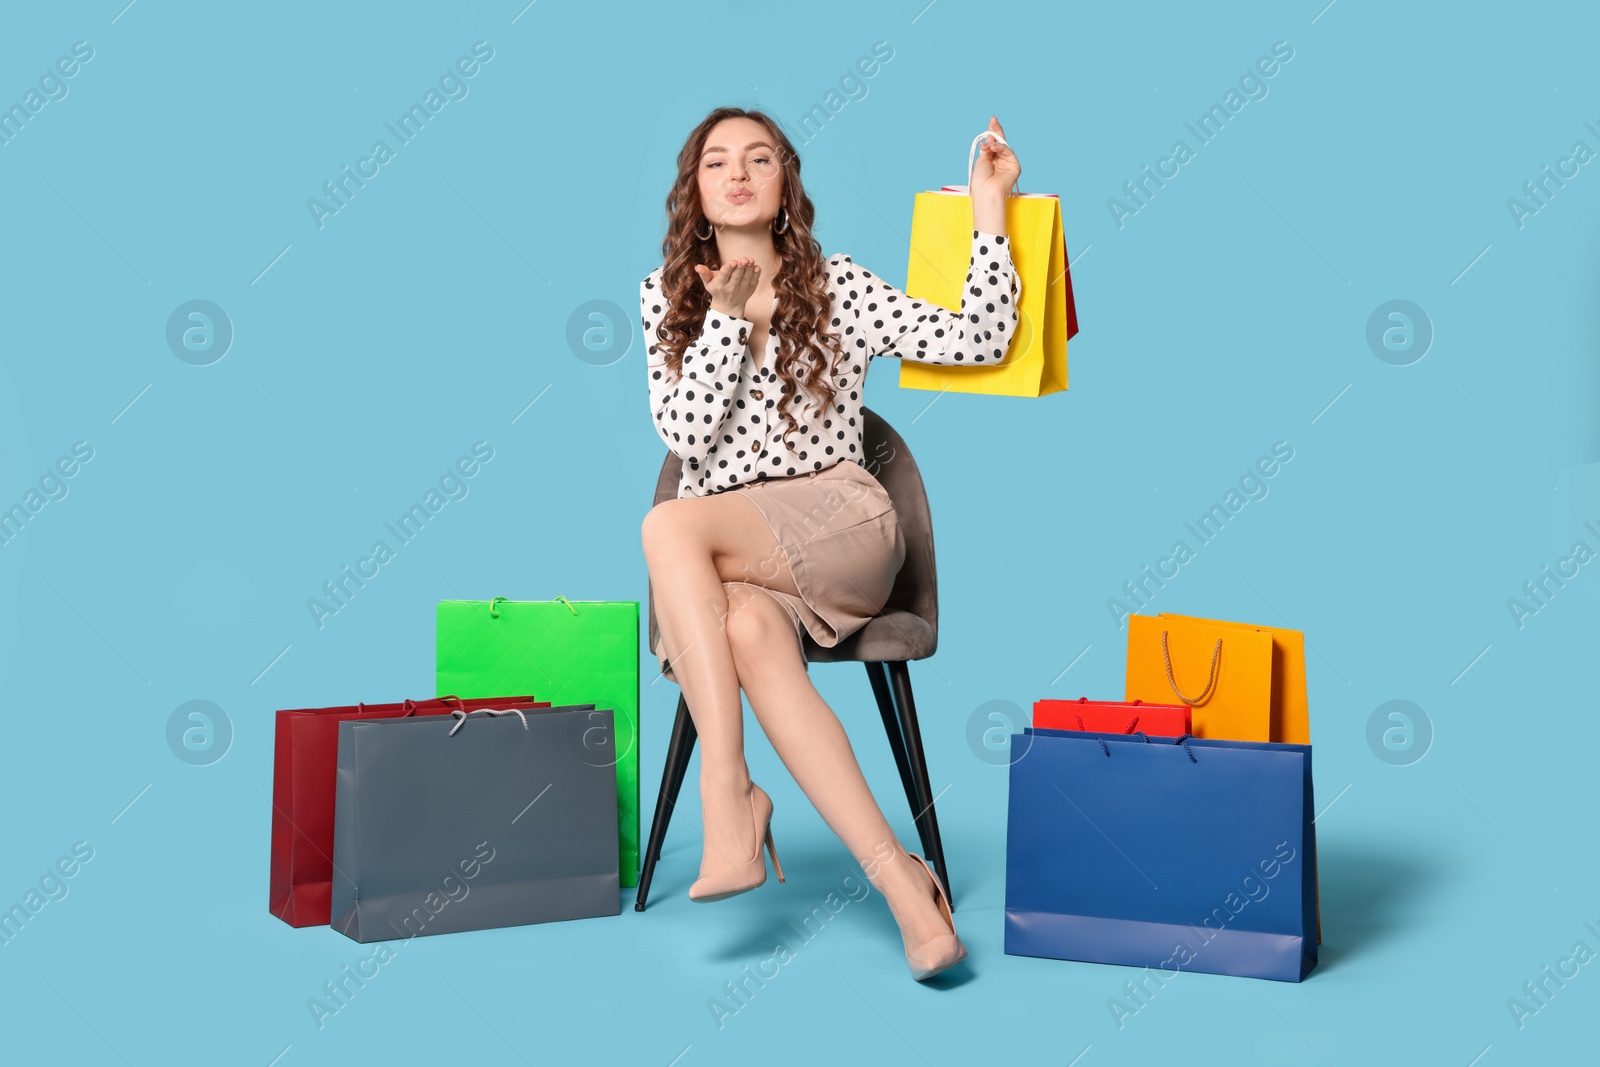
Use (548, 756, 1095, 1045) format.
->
(640, 491, 954, 957)
(642, 492, 798, 888)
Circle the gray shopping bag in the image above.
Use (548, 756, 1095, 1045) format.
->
(330, 704, 620, 942)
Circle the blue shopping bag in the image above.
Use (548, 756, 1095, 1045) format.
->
(1004, 728, 1318, 982)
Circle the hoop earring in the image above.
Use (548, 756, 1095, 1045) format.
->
(697, 216, 713, 240)
(773, 205, 789, 235)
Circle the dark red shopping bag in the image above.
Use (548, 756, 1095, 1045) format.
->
(269, 694, 547, 927)
(1033, 697, 1190, 737)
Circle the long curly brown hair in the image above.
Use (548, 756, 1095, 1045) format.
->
(652, 107, 844, 452)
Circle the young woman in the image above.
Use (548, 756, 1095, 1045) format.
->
(639, 106, 1021, 982)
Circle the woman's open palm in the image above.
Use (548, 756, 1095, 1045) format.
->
(695, 258, 761, 317)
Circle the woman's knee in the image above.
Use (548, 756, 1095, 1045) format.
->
(640, 498, 693, 560)
(722, 586, 801, 676)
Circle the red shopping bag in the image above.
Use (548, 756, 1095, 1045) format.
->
(269, 694, 548, 927)
(1033, 697, 1191, 737)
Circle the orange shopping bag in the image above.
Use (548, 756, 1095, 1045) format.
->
(1123, 613, 1275, 741)
(1157, 612, 1309, 744)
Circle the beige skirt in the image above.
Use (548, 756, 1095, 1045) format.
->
(653, 460, 907, 682)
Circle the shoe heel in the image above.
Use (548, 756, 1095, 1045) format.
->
(904, 853, 966, 981)
(764, 825, 785, 884)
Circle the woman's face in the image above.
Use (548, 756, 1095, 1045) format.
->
(697, 117, 783, 231)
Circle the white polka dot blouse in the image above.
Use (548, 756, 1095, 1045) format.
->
(642, 228, 1020, 498)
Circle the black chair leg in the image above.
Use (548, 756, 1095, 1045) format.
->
(634, 694, 698, 912)
(865, 661, 929, 857)
(654, 696, 697, 863)
(886, 660, 952, 909)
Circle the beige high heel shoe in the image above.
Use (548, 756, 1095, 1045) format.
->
(903, 853, 967, 981)
(688, 782, 785, 903)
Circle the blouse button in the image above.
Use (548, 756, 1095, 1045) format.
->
(750, 388, 764, 400)
(738, 328, 748, 345)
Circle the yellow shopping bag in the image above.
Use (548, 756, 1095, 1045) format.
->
(898, 130, 1078, 398)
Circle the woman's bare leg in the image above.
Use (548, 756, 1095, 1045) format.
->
(640, 493, 803, 885)
(720, 583, 958, 957)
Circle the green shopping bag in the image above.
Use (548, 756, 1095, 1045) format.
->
(436, 595, 639, 888)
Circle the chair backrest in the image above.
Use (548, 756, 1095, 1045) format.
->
(646, 405, 938, 656)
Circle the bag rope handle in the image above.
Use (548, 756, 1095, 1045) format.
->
(1160, 630, 1222, 705)
(1091, 730, 1198, 762)
(1075, 712, 1142, 734)
(448, 707, 530, 736)
(488, 596, 578, 618)
(947, 130, 1021, 197)
(354, 695, 465, 717)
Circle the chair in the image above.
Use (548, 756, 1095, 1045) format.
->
(634, 406, 952, 911)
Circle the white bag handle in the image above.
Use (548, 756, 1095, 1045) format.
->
(944, 129, 1020, 196)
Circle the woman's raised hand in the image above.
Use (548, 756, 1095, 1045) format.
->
(971, 115, 1021, 199)
(695, 257, 761, 319)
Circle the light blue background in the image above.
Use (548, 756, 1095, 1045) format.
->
(2, 1, 1597, 1064)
